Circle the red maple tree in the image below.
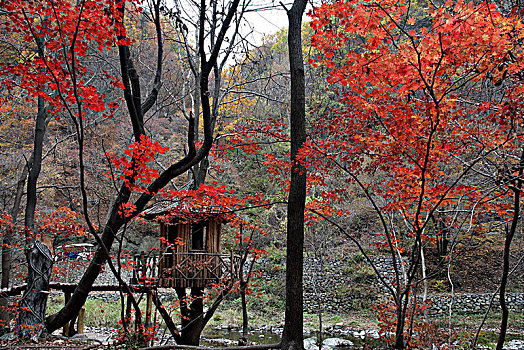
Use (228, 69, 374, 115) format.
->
(307, 0, 524, 347)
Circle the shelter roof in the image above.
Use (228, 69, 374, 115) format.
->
(143, 199, 233, 224)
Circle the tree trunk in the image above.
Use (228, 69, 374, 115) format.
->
(16, 241, 53, 340)
(176, 287, 204, 345)
(193, 157, 209, 189)
(394, 312, 405, 349)
(281, 1, 307, 349)
(152, 291, 181, 343)
(0, 158, 30, 330)
(18, 89, 49, 336)
(392, 293, 410, 349)
(0, 224, 13, 332)
(241, 282, 249, 337)
(496, 148, 524, 350)
(24, 95, 47, 236)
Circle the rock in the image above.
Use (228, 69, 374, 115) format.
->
(71, 333, 88, 340)
(322, 337, 354, 347)
(333, 322, 344, 329)
(504, 339, 524, 350)
(353, 330, 366, 338)
(211, 338, 236, 346)
(0, 333, 15, 341)
(304, 337, 319, 350)
(367, 330, 380, 339)
(272, 327, 283, 335)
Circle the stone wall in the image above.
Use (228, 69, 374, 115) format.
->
(302, 256, 376, 313)
(423, 292, 524, 315)
(301, 255, 524, 315)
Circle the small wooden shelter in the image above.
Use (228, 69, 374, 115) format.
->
(137, 201, 239, 288)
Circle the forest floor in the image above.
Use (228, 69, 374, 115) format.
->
(38, 293, 524, 349)
(1, 307, 524, 349)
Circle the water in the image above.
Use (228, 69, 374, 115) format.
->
(200, 328, 376, 348)
(202, 328, 282, 346)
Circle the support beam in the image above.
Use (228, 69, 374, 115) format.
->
(77, 306, 85, 334)
(62, 292, 71, 336)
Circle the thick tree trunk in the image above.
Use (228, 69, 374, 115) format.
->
(24, 96, 47, 235)
(0, 159, 30, 330)
(0, 225, 13, 331)
(0, 229, 13, 331)
(16, 241, 53, 340)
(281, 1, 307, 350)
(394, 310, 405, 349)
(18, 90, 49, 336)
(193, 157, 209, 189)
(176, 287, 204, 345)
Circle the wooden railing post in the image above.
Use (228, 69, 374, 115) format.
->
(230, 251, 234, 278)
(140, 253, 146, 283)
(131, 254, 138, 285)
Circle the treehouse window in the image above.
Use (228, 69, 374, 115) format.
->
(167, 224, 176, 245)
(191, 222, 208, 251)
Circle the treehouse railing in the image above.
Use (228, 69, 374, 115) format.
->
(132, 252, 242, 288)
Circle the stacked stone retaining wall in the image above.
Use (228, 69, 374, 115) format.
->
(301, 256, 524, 315)
(423, 292, 524, 315)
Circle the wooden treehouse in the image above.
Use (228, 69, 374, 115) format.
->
(133, 202, 241, 288)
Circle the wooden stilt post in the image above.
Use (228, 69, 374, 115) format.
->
(63, 291, 71, 336)
(77, 306, 85, 334)
(125, 293, 132, 328)
(145, 289, 153, 327)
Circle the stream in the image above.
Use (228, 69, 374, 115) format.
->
(79, 326, 524, 349)
(201, 329, 281, 346)
(200, 327, 379, 349)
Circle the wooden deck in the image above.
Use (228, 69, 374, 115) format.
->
(0, 252, 243, 296)
(133, 252, 242, 288)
